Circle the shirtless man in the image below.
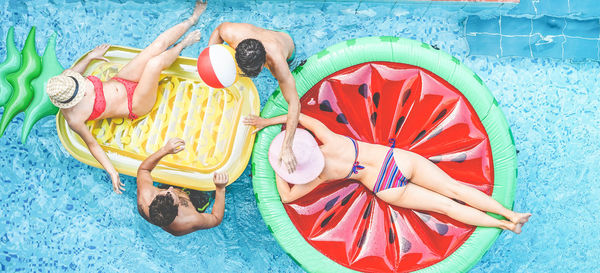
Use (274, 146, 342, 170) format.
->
(137, 138, 227, 236)
(208, 22, 299, 175)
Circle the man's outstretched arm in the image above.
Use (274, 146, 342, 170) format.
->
(137, 138, 185, 190)
(203, 172, 228, 228)
(273, 63, 301, 174)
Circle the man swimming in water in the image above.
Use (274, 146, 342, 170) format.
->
(208, 22, 300, 175)
(137, 138, 227, 236)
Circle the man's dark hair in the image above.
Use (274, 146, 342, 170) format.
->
(235, 38, 266, 78)
(148, 194, 179, 227)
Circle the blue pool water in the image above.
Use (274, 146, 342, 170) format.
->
(0, 0, 599, 272)
(465, 0, 600, 61)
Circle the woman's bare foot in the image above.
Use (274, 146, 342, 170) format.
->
(510, 212, 532, 225)
(499, 220, 523, 234)
(512, 222, 524, 234)
(186, 1, 207, 26)
(500, 213, 531, 234)
(180, 30, 202, 48)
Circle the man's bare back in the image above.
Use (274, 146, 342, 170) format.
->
(209, 22, 295, 66)
(137, 138, 228, 236)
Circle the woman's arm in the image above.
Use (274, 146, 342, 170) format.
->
(244, 113, 338, 144)
(70, 44, 110, 74)
(70, 121, 124, 194)
(275, 174, 323, 203)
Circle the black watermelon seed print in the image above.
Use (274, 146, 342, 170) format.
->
(370, 112, 377, 126)
(435, 223, 449, 235)
(402, 89, 411, 106)
(336, 113, 348, 124)
(433, 109, 447, 123)
(401, 237, 412, 253)
(358, 83, 369, 98)
(320, 213, 335, 228)
(357, 230, 367, 248)
(319, 100, 333, 112)
(325, 196, 340, 211)
(373, 92, 380, 108)
(341, 191, 355, 206)
(395, 116, 405, 134)
(411, 130, 426, 144)
(362, 202, 372, 219)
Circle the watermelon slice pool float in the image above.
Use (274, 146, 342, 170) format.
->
(251, 37, 517, 272)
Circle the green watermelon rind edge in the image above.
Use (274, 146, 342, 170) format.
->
(251, 36, 518, 273)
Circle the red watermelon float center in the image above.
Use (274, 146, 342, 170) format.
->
(283, 62, 493, 272)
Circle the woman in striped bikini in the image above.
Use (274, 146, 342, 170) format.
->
(244, 114, 531, 234)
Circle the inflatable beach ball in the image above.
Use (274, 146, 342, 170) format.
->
(197, 44, 239, 89)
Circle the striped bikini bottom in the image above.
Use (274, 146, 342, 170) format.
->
(372, 148, 408, 193)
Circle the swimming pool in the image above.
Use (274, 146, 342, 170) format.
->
(0, 0, 598, 272)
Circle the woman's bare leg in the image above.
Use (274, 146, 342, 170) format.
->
(397, 150, 531, 225)
(130, 30, 202, 115)
(377, 183, 524, 233)
(116, 0, 206, 81)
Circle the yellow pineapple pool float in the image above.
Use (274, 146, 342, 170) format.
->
(56, 46, 260, 191)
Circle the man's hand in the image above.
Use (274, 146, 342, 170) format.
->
(213, 172, 229, 189)
(279, 144, 297, 174)
(87, 44, 110, 62)
(243, 115, 268, 134)
(109, 171, 125, 194)
(163, 138, 185, 154)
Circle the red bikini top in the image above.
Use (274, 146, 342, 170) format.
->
(87, 75, 106, 121)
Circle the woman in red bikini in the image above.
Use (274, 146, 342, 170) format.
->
(244, 114, 532, 234)
(45, 1, 206, 194)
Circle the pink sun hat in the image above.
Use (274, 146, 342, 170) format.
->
(268, 128, 325, 184)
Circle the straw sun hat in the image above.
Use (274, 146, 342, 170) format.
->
(46, 69, 90, 108)
(268, 128, 325, 185)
